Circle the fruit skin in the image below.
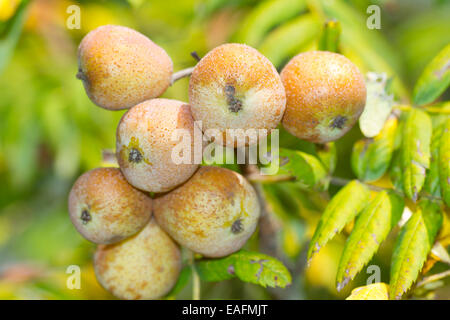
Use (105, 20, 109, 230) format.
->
(94, 219, 181, 300)
(189, 43, 286, 147)
(154, 166, 260, 257)
(77, 25, 173, 110)
(116, 98, 199, 193)
(280, 51, 366, 143)
(68, 167, 152, 244)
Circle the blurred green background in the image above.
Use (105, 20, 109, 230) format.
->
(0, 0, 449, 299)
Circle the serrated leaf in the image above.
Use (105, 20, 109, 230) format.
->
(318, 19, 341, 52)
(196, 250, 292, 288)
(277, 148, 328, 190)
(413, 44, 450, 106)
(316, 142, 337, 174)
(165, 266, 191, 299)
(401, 109, 432, 201)
(359, 73, 394, 138)
(346, 283, 389, 300)
(352, 115, 398, 182)
(307, 180, 370, 263)
(389, 200, 443, 300)
(336, 191, 404, 290)
(438, 118, 450, 206)
(234, 0, 307, 46)
(424, 123, 445, 197)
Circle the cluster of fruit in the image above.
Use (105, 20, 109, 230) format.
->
(68, 25, 366, 300)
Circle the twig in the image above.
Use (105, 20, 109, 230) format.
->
(170, 67, 195, 85)
(416, 270, 450, 288)
(394, 104, 450, 114)
(192, 264, 201, 300)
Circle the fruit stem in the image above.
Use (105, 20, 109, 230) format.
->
(171, 67, 195, 85)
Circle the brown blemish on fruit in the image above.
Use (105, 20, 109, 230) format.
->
(231, 218, 244, 234)
(128, 148, 143, 163)
(224, 84, 243, 113)
(120, 136, 152, 166)
(330, 115, 347, 129)
(81, 209, 91, 224)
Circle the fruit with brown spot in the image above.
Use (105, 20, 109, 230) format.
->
(77, 25, 173, 110)
(116, 98, 200, 193)
(281, 51, 366, 143)
(68, 167, 152, 244)
(154, 166, 260, 257)
(94, 219, 181, 300)
(189, 43, 286, 147)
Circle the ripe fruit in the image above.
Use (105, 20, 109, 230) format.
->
(68, 167, 152, 244)
(77, 25, 173, 110)
(189, 43, 286, 147)
(154, 166, 260, 257)
(116, 98, 199, 193)
(280, 51, 366, 143)
(94, 219, 181, 300)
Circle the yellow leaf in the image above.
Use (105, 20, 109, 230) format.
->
(346, 283, 389, 300)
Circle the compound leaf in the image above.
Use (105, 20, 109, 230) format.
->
(389, 200, 443, 300)
(413, 44, 450, 106)
(401, 109, 432, 201)
(336, 191, 404, 291)
(196, 250, 291, 289)
(307, 180, 370, 264)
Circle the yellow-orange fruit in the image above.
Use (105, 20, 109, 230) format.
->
(281, 51, 366, 143)
(154, 166, 260, 257)
(77, 25, 173, 110)
(116, 98, 199, 193)
(189, 43, 286, 147)
(68, 167, 152, 244)
(94, 219, 181, 300)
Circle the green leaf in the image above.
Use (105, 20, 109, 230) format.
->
(423, 122, 445, 197)
(0, 0, 30, 75)
(318, 19, 341, 53)
(234, 0, 307, 46)
(277, 148, 328, 190)
(359, 73, 394, 138)
(438, 118, 450, 206)
(336, 191, 404, 291)
(352, 115, 398, 182)
(196, 250, 292, 288)
(316, 142, 337, 174)
(401, 109, 432, 201)
(165, 266, 191, 299)
(413, 44, 450, 106)
(258, 14, 321, 68)
(389, 200, 443, 300)
(307, 180, 370, 263)
(390, 150, 403, 192)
